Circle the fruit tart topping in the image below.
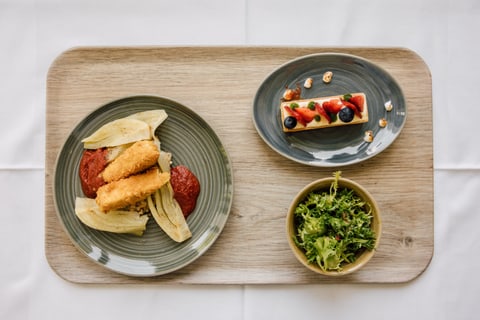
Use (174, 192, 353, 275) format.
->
(341, 100, 362, 119)
(280, 92, 368, 132)
(314, 102, 332, 124)
(323, 99, 343, 114)
(284, 116, 297, 129)
(349, 95, 365, 112)
(295, 107, 318, 123)
(283, 106, 307, 127)
(338, 107, 355, 123)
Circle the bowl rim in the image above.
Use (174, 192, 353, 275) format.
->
(286, 177, 382, 276)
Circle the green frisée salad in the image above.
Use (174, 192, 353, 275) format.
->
(293, 172, 376, 272)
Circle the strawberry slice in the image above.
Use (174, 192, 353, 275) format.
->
(342, 100, 362, 119)
(323, 99, 343, 114)
(314, 102, 331, 123)
(322, 101, 334, 113)
(284, 106, 307, 126)
(295, 107, 317, 123)
(349, 95, 365, 113)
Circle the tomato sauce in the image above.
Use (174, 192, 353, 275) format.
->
(170, 165, 200, 218)
(79, 148, 108, 198)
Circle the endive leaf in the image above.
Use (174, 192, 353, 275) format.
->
(75, 197, 149, 236)
(81, 118, 151, 149)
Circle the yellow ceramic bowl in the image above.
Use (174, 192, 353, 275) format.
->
(286, 177, 381, 276)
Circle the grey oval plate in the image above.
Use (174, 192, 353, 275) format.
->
(253, 53, 407, 167)
(53, 96, 233, 276)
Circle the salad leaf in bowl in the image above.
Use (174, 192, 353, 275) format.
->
(286, 172, 381, 276)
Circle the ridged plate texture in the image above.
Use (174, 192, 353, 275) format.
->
(253, 53, 407, 167)
(53, 95, 233, 276)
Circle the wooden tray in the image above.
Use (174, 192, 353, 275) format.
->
(45, 47, 433, 284)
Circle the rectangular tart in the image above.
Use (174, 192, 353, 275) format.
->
(280, 92, 368, 132)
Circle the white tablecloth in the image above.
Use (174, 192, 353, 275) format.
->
(1, 0, 479, 319)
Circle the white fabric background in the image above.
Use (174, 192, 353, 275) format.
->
(1, 0, 479, 319)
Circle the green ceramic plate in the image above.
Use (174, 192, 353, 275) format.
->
(53, 96, 233, 276)
(253, 53, 407, 167)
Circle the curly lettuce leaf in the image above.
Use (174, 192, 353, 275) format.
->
(293, 171, 376, 271)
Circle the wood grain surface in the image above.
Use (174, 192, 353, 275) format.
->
(45, 47, 433, 284)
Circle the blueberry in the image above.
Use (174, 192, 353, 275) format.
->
(338, 107, 354, 123)
(284, 116, 297, 129)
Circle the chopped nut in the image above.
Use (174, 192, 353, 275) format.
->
(384, 101, 393, 111)
(303, 77, 313, 89)
(379, 118, 388, 128)
(322, 71, 333, 83)
(282, 85, 301, 101)
(364, 130, 374, 143)
(283, 89, 295, 101)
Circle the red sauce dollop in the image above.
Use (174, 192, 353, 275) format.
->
(170, 165, 200, 218)
(79, 148, 108, 198)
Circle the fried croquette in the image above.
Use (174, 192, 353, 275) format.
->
(102, 140, 160, 182)
(96, 168, 170, 212)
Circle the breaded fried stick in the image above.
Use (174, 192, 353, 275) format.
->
(96, 168, 170, 212)
(102, 140, 160, 183)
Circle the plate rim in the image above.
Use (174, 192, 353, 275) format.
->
(252, 52, 407, 167)
(52, 94, 234, 277)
